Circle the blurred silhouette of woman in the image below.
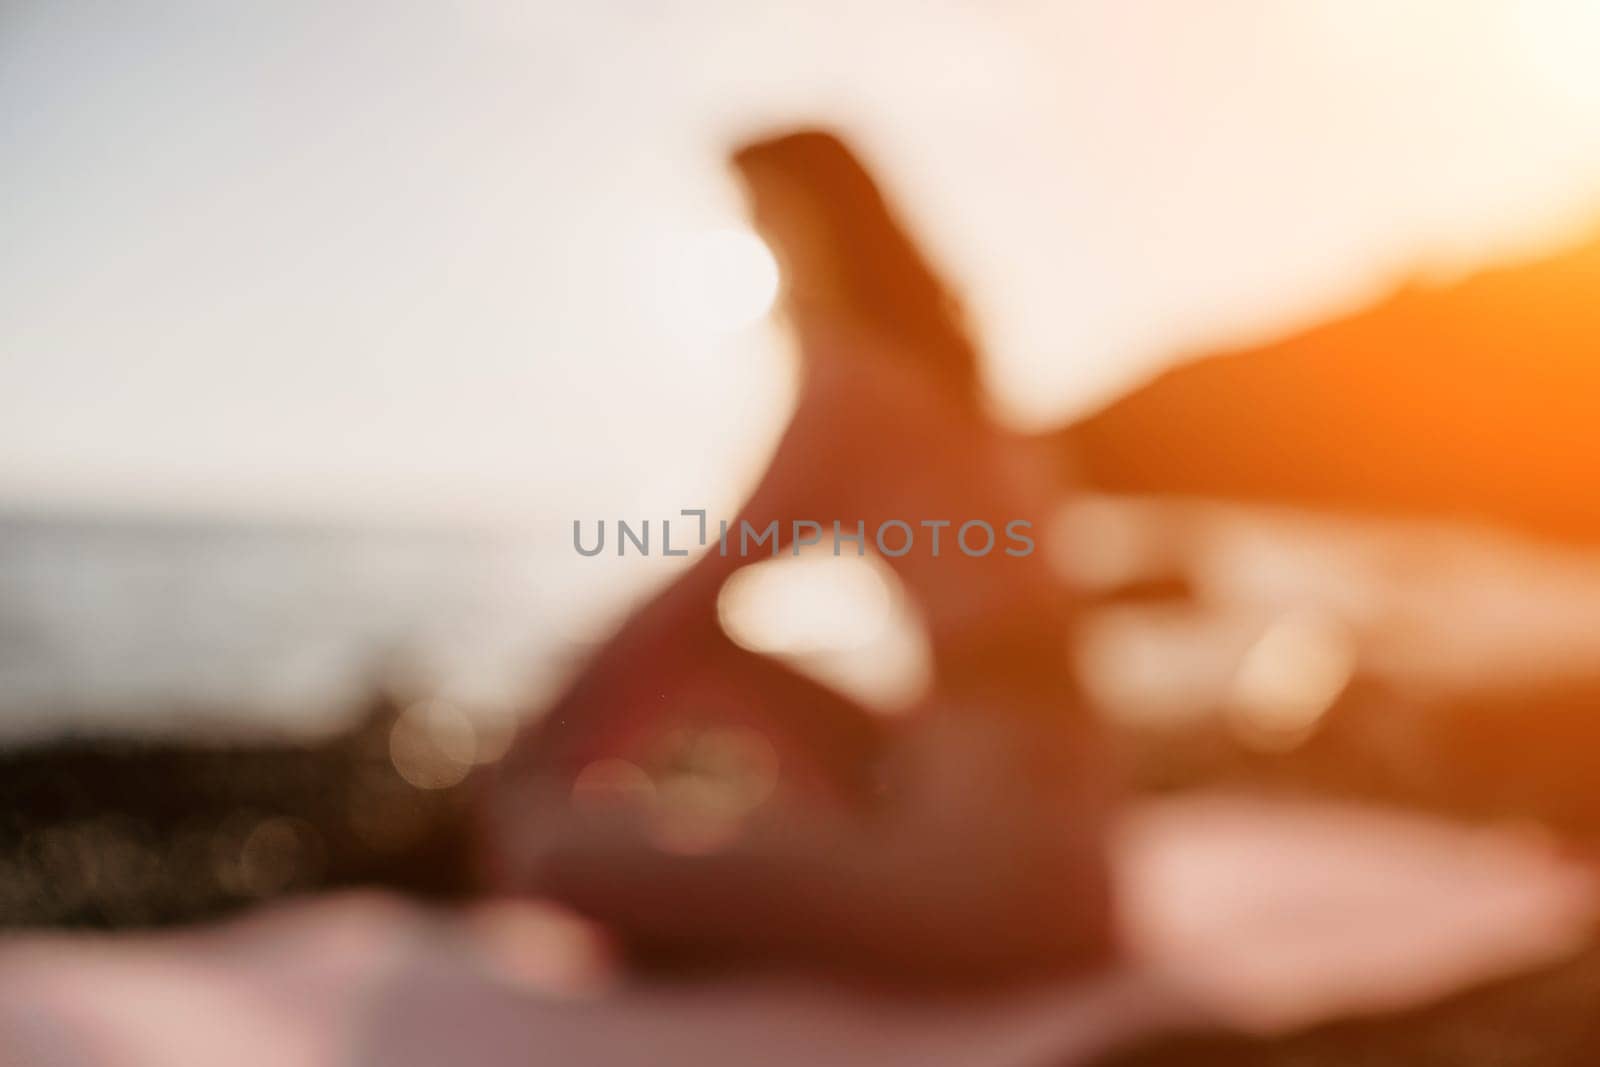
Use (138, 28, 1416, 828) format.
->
(479, 130, 1116, 984)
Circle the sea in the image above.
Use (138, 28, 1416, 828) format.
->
(0, 510, 649, 744)
(9, 498, 1600, 748)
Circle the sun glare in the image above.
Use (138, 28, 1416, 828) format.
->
(1515, 0, 1600, 107)
(650, 226, 780, 340)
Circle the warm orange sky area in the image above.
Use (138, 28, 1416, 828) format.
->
(6, 1, 1600, 525)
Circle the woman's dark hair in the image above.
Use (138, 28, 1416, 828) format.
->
(732, 129, 982, 405)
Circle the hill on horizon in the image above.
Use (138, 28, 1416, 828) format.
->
(1060, 226, 1600, 545)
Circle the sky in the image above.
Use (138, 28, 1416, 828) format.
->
(6, 0, 1600, 528)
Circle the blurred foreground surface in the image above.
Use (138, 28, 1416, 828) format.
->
(0, 790, 1592, 1067)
